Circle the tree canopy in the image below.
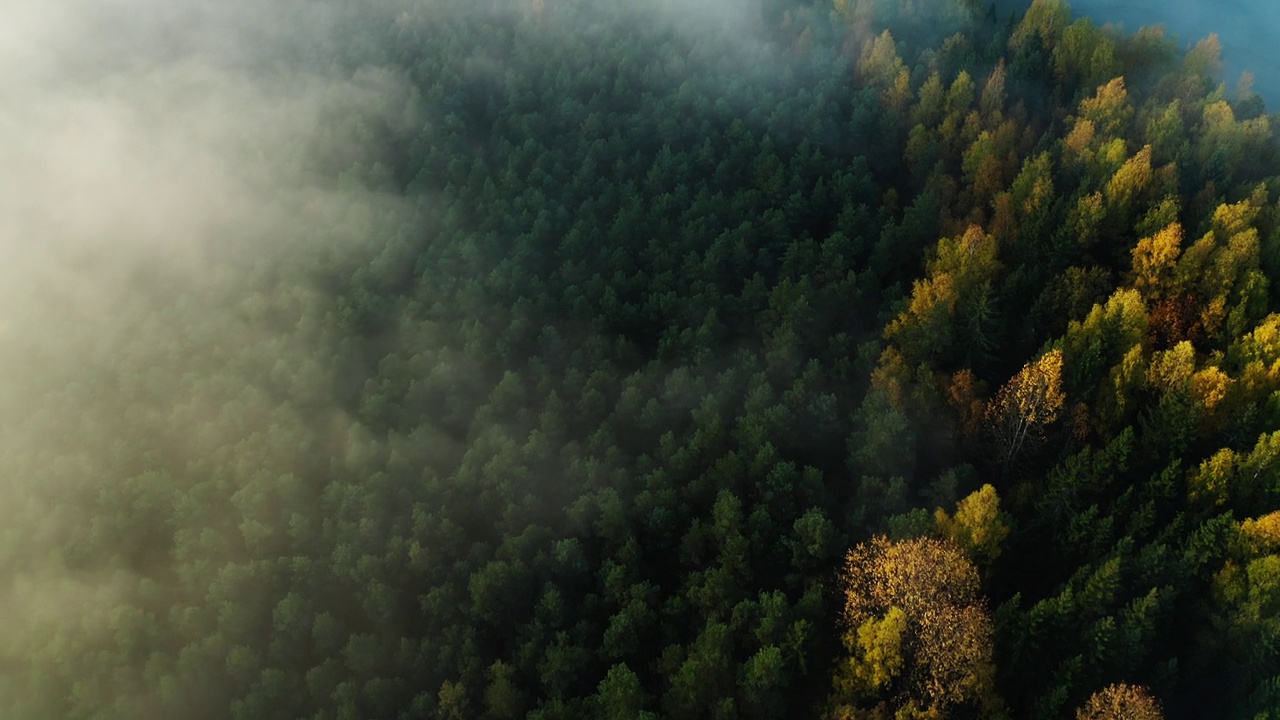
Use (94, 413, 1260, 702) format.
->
(5, 0, 1280, 718)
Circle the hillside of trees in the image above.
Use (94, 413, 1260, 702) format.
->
(7, 0, 1280, 717)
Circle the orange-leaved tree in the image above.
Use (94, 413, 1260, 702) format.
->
(1075, 683, 1164, 720)
(830, 536, 999, 719)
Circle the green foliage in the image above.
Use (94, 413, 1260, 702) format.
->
(7, 0, 1280, 719)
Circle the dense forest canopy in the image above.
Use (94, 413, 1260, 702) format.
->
(6, 0, 1280, 717)
(993, 0, 1280, 103)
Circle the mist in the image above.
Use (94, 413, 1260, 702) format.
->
(4, 0, 1277, 717)
(994, 0, 1280, 103)
(0, 0, 804, 716)
(0, 1, 426, 716)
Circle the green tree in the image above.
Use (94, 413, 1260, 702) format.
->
(592, 664, 652, 720)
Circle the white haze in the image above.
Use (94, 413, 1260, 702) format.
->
(0, 1, 422, 716)
(994, 0, 1280, 104)
(0, 0, 809, 715)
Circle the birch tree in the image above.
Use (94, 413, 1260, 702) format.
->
(986, 349, 1067, 475)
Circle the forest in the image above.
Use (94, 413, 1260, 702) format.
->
(5, 0, 1280, 717)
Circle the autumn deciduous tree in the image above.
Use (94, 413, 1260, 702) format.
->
(885, 225, 1002, 367)
(1075, 683, 1164, 720)
(1189, 431, 1280, 509)
(1240, 510, 1280, 551)
(1079, 78, 1132, 139)
(1130, 223, 1183, 303)
(830, 536, 998, 718)
(986, 349, 1067, 475)
(859, 31, 906, 90)
(936, 484, 1011, 566)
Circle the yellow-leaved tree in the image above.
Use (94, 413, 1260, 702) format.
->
(1130, 223, 1182, 303)
(986, 349, 1066, 475)
(1075, 684, 1164, 720)
(936, 484, 1011, 567)
(884, 224, 1002, 367)
(830, 536, 999, 719)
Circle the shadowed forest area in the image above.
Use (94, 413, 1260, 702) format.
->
(6, 0, 1280, 717)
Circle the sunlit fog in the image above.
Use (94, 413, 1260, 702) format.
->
(3, 1, 1280, 718)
